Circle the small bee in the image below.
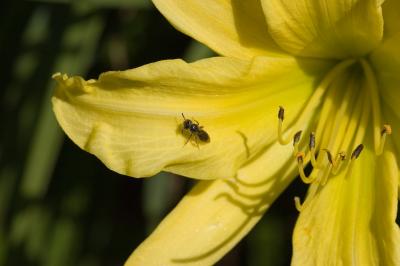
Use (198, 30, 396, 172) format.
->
(181, 113, 210, 147)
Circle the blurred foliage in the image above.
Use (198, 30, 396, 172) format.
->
(0, 0, 315, 265)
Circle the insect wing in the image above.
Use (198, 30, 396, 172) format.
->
(197, 130, 210, 142)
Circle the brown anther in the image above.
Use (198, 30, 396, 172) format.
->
(293, 131, 302, 146)
(338, 152, 346, 161)
(309, 132, 315, 149)
(323, 149, 333, 164)
(351, 144, 364, 160)
(296, 152, 305, 163)
(278, 106, 285, 121)
(381, 124, 392, 136)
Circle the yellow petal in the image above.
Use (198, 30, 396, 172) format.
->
(152, 0, 284, 58)
(370, 0, 400, 119)
(261, 0, 384, 58)
(52, 56, 332, 179)
(293, 138, 400, 265)
(126, 140, 298, 266)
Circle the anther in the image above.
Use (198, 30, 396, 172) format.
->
(378, 124, 392, 155)
(308, 132, 318, 168)
(293, 130, 302, 155)
(293, 131, 302, 146)
(322, 149, 334, 165)
(277, 106, 291, 145)
(278, 106, 285, 121)
(351, 144, 364, 160)
(309, 132, 315, 149)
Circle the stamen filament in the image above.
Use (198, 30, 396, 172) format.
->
(322, 149, 334, 165)
(360, 59, 383, 155)
(311, 148, 334, 169)
(277, 59, 355, 146)
(340, 144, 364, 179)
(296, 152, 317, 184)
(294, 196, 303, 212)
(331, 152, 346, 175)
(320, 164, 332, 186)
(291, 61, 373, 212)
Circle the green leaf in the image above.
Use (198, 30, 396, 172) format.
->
(20, 8, 105, 199)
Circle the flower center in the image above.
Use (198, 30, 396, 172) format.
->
(277, 59, 392, 211)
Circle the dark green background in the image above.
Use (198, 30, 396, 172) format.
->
(0, 0, 331, 265)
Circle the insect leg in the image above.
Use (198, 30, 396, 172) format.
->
(184, 133, 193, 146)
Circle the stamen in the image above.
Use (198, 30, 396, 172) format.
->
(277, 106, 304, 146)
(277, 106, 291, 145)
(296, 152, 316, 184)
(377, 124, 392, 155)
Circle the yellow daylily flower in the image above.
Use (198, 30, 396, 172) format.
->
(52, 0, 400, 265)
